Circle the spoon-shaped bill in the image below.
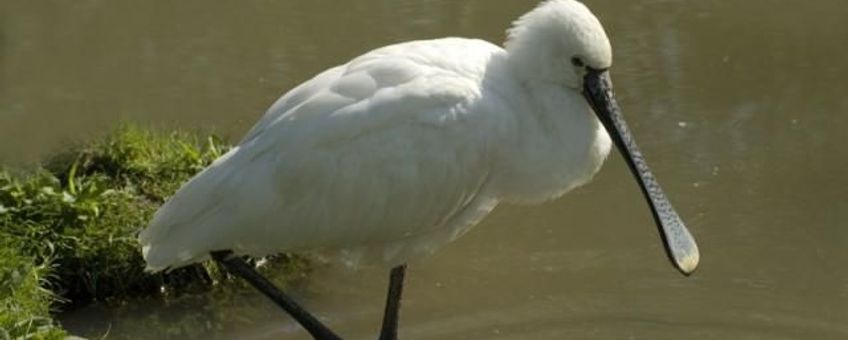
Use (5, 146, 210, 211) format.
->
(582, 68, 700, 275)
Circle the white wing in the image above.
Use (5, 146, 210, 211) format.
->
(140, 38, 505, 270)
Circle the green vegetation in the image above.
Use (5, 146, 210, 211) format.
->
(0, 126, 308, 339)
(0, 241, 67, 339)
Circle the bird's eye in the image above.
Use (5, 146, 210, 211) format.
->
(571, 57, 585, 68)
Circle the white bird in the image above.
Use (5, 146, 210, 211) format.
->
(139, 0, 700, 338)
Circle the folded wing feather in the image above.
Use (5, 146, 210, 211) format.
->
(139, 38, 505, 271)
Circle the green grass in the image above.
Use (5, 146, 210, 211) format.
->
(0, 241, 67, 340)
(0, 126, 308, 338)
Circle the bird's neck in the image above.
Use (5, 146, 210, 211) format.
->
(490, 81, 612, 205)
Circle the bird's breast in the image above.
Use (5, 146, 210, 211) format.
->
(489, 87, 612, 205)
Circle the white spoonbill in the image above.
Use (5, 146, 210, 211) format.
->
(139, 0, 700, 338)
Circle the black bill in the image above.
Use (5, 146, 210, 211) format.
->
(583, 68, 700, 275)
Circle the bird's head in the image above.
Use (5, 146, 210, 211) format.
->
(506, 0, 700, 275)
(505, 0, 611, 90)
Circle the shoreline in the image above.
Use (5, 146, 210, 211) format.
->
(0, 126, 308, 339)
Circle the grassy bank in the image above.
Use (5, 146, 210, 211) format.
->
(0, 126, 307, 339)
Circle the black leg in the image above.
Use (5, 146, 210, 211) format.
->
(378, 264, 407, 340)
(210, 250, 343, 340)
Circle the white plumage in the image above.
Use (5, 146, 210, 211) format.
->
(139, 0, 617, 271)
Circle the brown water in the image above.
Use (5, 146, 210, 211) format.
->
(4, 0, 848, 339)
